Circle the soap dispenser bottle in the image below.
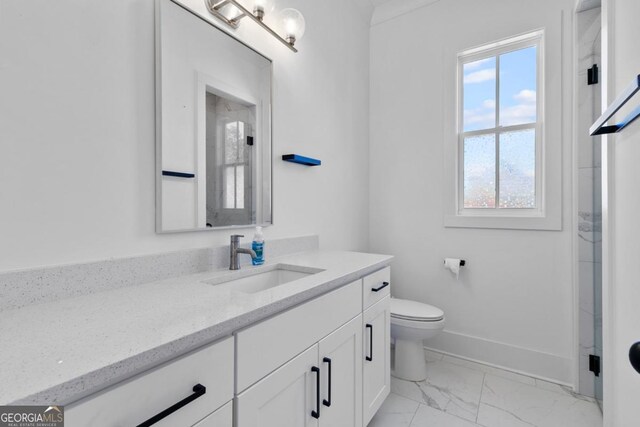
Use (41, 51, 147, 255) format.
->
(252, 226, 264, 265)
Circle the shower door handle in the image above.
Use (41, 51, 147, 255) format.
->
(630, 342, 640, 374)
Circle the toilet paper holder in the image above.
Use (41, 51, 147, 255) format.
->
(443, 259, 466, 266)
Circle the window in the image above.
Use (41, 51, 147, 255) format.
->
(458, 32, 542, 215)
(223, 120, 248, 210)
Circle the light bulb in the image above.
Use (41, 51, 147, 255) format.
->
(253, 0, 274, 21)
(280, 8, 305, 46)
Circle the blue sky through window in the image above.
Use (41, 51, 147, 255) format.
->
(499, 47, 537, 126)
(463, 58, 496, 132)
(463, 46, 537, 131)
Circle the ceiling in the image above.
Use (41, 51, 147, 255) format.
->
(367, 0, 601, 27)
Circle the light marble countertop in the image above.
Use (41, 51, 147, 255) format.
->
(0, 250, 392, 405)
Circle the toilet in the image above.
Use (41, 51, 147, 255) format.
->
(390, 298, 445, 381)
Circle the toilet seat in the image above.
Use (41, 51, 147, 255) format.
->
(391, 298, 444, 322)
(391, 315, 445, 330)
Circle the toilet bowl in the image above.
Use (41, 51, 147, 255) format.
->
(390, 298, 445, 381)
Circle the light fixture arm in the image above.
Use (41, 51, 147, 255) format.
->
(205, 0, 298, 52)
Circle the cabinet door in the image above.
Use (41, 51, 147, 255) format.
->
(318, 315, 363, 427)
(362, 296, 391, 425)
(236, 344, 320, 427)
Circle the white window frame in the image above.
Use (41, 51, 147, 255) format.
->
(444, 29, 562, 231)
(458, 33, 543, 215)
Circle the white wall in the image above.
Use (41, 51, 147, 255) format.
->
(369, 0, 576, 383)
(0, 0, 371, 272)
(601, 0, 640, 424)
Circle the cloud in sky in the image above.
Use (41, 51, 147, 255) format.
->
(514, 89, 536, 103)
(464, 109, 494, 129)
(502, 89, 537, 126)
(464, 68, 496, 84)
(464, 89, 536, 130)
(482, 99, 496, 109)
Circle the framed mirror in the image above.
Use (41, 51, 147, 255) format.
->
(156, 0, 272, 232)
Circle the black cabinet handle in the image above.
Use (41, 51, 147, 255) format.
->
(630, 342, 640, 374)
(311, 366, 321, 419)
(371, 281, 390, 292)
(323, 357, 332, 407)
(136, 384, 206, 427)
(366, 324, 373, 362)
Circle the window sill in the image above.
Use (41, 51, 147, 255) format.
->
(443, 214, 561, 231)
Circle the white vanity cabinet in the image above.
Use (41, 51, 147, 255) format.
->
(363, 296, 391, 425)
(362, 266, 391, 425)
(236, 269, 390, 427)
(64, 267, 391, 427)
(236, 315, 363, 427)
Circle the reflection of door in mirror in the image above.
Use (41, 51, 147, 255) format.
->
(205, 93, 255, 227)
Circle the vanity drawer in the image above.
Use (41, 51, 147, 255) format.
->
(236, 279, 362, 392)
(66, 337, 234, 427)
(363, 267, 391, 309)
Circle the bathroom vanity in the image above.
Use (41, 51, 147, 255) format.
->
(0, 249, 391, 427)
(66, 258, 391, 427)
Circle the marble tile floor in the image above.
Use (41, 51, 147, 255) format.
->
(369, 350, 602, 427)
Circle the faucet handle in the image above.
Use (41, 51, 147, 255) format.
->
(230, 234, 244, 242)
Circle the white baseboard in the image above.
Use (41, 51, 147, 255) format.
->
(424, 330, 574, 386)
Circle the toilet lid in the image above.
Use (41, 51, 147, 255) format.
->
(391, 298, 444, 321)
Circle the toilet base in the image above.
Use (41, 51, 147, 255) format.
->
(392, 338, 428, 381)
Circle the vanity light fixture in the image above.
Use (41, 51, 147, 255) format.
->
(252, 0, 273, 21)
(279, 8, 305, 46)
(204, 0, 305, 52)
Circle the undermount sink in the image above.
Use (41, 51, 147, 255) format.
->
(203, 264, 324, 294)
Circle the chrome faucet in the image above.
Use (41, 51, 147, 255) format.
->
(229, 234, 257, 270)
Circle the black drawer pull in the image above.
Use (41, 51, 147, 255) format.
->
(630, 342, 640, 374)
(323, 357, 332, 407)
(136, 383, 206, 427)
(311, 366, 321, 419)
(366, 324, 373, 362)
(371, 281, 390, 292)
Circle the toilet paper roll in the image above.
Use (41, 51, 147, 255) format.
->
(444, 258, 463, 280)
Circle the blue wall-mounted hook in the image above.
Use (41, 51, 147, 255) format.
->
(282, 154, 321, 166)
(162, 170, 196, 178)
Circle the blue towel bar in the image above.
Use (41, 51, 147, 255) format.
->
(590, 74, 640, 136)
